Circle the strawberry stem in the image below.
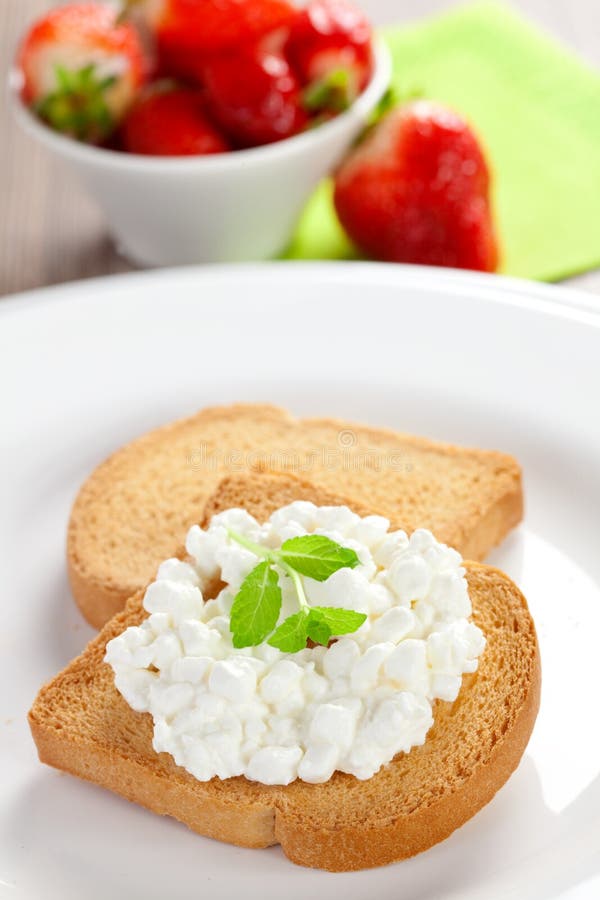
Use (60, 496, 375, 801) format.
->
(303, 68, 355, 115)
(36, 64, 117, 143)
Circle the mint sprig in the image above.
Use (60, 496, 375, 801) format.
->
(267, 609, 310, 653)
(279, 534, 360, 581)
(226, 530, 366, 651)
(229, 561, 282, 649)
(269, 606, 367, 653)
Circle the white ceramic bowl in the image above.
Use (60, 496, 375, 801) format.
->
(10, 41, 391, 266)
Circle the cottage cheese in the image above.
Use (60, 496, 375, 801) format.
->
(105, 503, 485, 785)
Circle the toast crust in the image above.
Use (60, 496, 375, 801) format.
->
(33, 475, 539, 871)
(29, 566, 540, 870)
(66, 403, 523, 628)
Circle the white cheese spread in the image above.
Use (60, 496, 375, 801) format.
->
(105, 503, 485, 785)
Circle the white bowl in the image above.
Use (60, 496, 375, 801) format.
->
(10, 41, 391, 266)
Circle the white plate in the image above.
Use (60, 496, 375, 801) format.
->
(1, 262, 599, 900)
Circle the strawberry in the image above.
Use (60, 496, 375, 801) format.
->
(333, 101, 499, 272)
(17, 3, 148, 144)
(125, 0, 296, 68)
(121, 83, 230, 155)
(286, 0, 373, 114)
(202, 45, 307, 147)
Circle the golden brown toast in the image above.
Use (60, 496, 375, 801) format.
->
(33, 474, 540, 871)
(67, 403, 523, 628)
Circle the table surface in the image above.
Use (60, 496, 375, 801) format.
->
(2, 0, 599, 298)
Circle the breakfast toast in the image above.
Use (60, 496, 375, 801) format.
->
(67, 404, 523, 628)
(33, 473, 540, 871)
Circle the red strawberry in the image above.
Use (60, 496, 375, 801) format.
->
(286, 0, 373, 113)
(333, 101, 499, 272)
(121, 83, 230, 155)
(17, 3, 148, 143)
(125, 0, 295, 66)
(202, 45, 307, 147)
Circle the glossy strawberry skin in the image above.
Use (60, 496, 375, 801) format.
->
(202, 47, 308, 147)
(17, 3, 148, 142)
(285, 0, 373, 94)
(18, 3, 147, 103)
(121, 84, 230, 156)
(333, 102, 499, 272)
(133, 0, 296, 62)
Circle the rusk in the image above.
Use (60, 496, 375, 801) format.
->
(33, 474, 540, 871)
(67, 404, 523, 628)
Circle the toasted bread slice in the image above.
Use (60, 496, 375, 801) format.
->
(67, 403, 523, 628)
(32, 474, 539, 872)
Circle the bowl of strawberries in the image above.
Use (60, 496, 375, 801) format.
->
(11, 0, 391, 266)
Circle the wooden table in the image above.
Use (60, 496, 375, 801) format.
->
(2, 0, 599, 297)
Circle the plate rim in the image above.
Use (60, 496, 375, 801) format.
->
(1, 261, 599, 326)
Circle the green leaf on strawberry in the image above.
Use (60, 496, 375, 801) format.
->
(36, 63, 117, 143)
(303, 67, 355, 114)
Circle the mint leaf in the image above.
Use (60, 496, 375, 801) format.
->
(310, 607, 367, 636)
(268, 610, 309, 653)
(306, 616, 332, 646)
(279, 535, 360, 581)
(229, 561, 282, 648)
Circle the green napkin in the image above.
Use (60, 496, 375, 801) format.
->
(286, 1, 600, 281)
